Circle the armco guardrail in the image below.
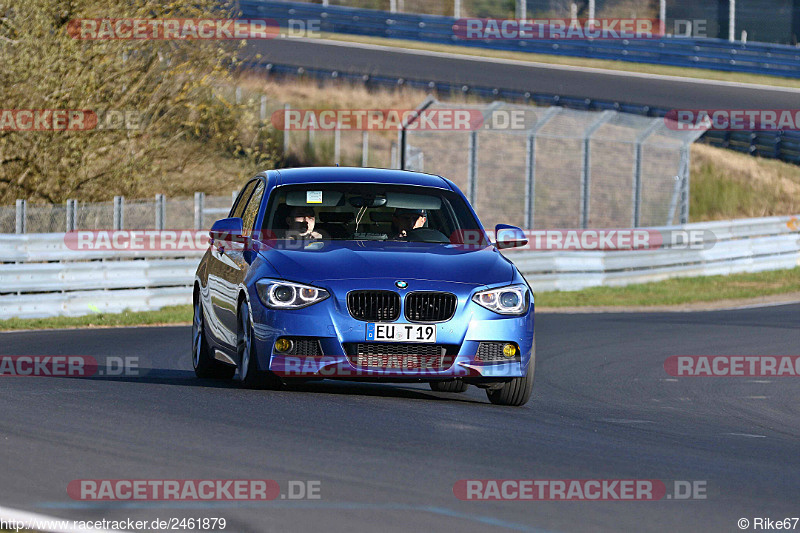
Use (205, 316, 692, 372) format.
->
(0, 215, 797, 319)
(240, 1, 800, 166)
(241, 1, 800, 78)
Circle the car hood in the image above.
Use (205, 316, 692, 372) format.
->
(257, 240, 513, 287)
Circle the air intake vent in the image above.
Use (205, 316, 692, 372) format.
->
(344, 343, 457, 370)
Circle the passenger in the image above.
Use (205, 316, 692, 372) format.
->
(391, 208, 426, 239)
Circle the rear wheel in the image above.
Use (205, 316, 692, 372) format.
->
(429, 380, 469, 393)
(486, 338, 535, 407)
(192, 297, 235, 380)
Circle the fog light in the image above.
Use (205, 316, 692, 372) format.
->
(274, 338, 293, 353)
(503, 343, 518, 358)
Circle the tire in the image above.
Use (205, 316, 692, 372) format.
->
(192, 297, 235, 380)
(486, 338, 535, 407)
(237, 300, 264, 388)
(429, 380, 469, 393)
(237, 300, 282, 389)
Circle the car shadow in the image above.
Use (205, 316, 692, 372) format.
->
(41, 368, 488, 404)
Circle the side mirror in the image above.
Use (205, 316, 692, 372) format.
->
(209, 217, 245, 247)
(494, 224, 528, 250)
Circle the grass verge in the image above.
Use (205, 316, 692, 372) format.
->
(535, 267, 800, 307)
(318, 33, 800, 90)
(0, 305, 192, 331)
(1, 268, 799, 331)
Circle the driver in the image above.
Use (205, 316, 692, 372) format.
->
(391, 208, 426, 239)
(285, 206, 322, 240)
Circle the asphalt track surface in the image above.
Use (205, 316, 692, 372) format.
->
(1, 304, 798, 532)
(246, 38, 800, 110)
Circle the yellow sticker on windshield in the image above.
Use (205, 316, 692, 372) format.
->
(307, 190, 322, 204)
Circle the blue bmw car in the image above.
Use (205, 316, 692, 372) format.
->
(192, 167, 535, 406)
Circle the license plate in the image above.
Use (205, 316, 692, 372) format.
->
(366, 323, 436, 343)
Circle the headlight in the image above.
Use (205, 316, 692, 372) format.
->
(472, 284, 529, 315)
(256, 279, 329, 309)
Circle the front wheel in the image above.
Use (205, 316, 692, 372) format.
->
(192, 298, 235, 380)
(237, 300, 282, 389)
(486, 338, 535, 407)
(238, 300, 264, 388)
(429, 380, 469, 393)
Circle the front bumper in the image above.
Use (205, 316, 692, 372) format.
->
(248, 278, 534, 381)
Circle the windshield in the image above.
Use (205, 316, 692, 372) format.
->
(260, 183, 486, 244)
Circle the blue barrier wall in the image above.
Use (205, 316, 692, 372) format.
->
(240, 1, 800, 78)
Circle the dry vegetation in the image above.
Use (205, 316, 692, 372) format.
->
(0, 0, 279, 204)
(690, 143, 800, 220)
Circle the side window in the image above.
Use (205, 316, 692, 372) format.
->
(241, 181, 265, 234)
(230, 181, 256, 219)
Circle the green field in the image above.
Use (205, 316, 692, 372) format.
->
(2, 267, 798, 331)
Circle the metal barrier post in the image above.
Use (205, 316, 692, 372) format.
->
(15, 199, 26, 234)
(260, 95, 267, 122)
(581, 111, 615, 229)
(679, 141, 691, 224)
(334, 127, 341, 165)
(66, 199, 77, 232)
(283, 104, 290, 155)
(467, 130, 478, 205)
(524, 107, 561, 230)
(194, 192, 205, 230)
(632, 120, 662, 227)
(113, 196, 124, 230)
(307, 111, 316, 152)
(155, 194, 166, 230)
(400, 95, 435, 170)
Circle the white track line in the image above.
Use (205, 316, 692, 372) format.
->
(0, 505, 124, 533)
(294, 37, 800, 94)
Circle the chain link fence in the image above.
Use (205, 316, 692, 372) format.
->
(1, 98, 704, 233)
(0, 194, 236, 234)
(402, 99, 705, 230)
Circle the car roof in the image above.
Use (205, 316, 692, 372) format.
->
(269, 167, 452, 190)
